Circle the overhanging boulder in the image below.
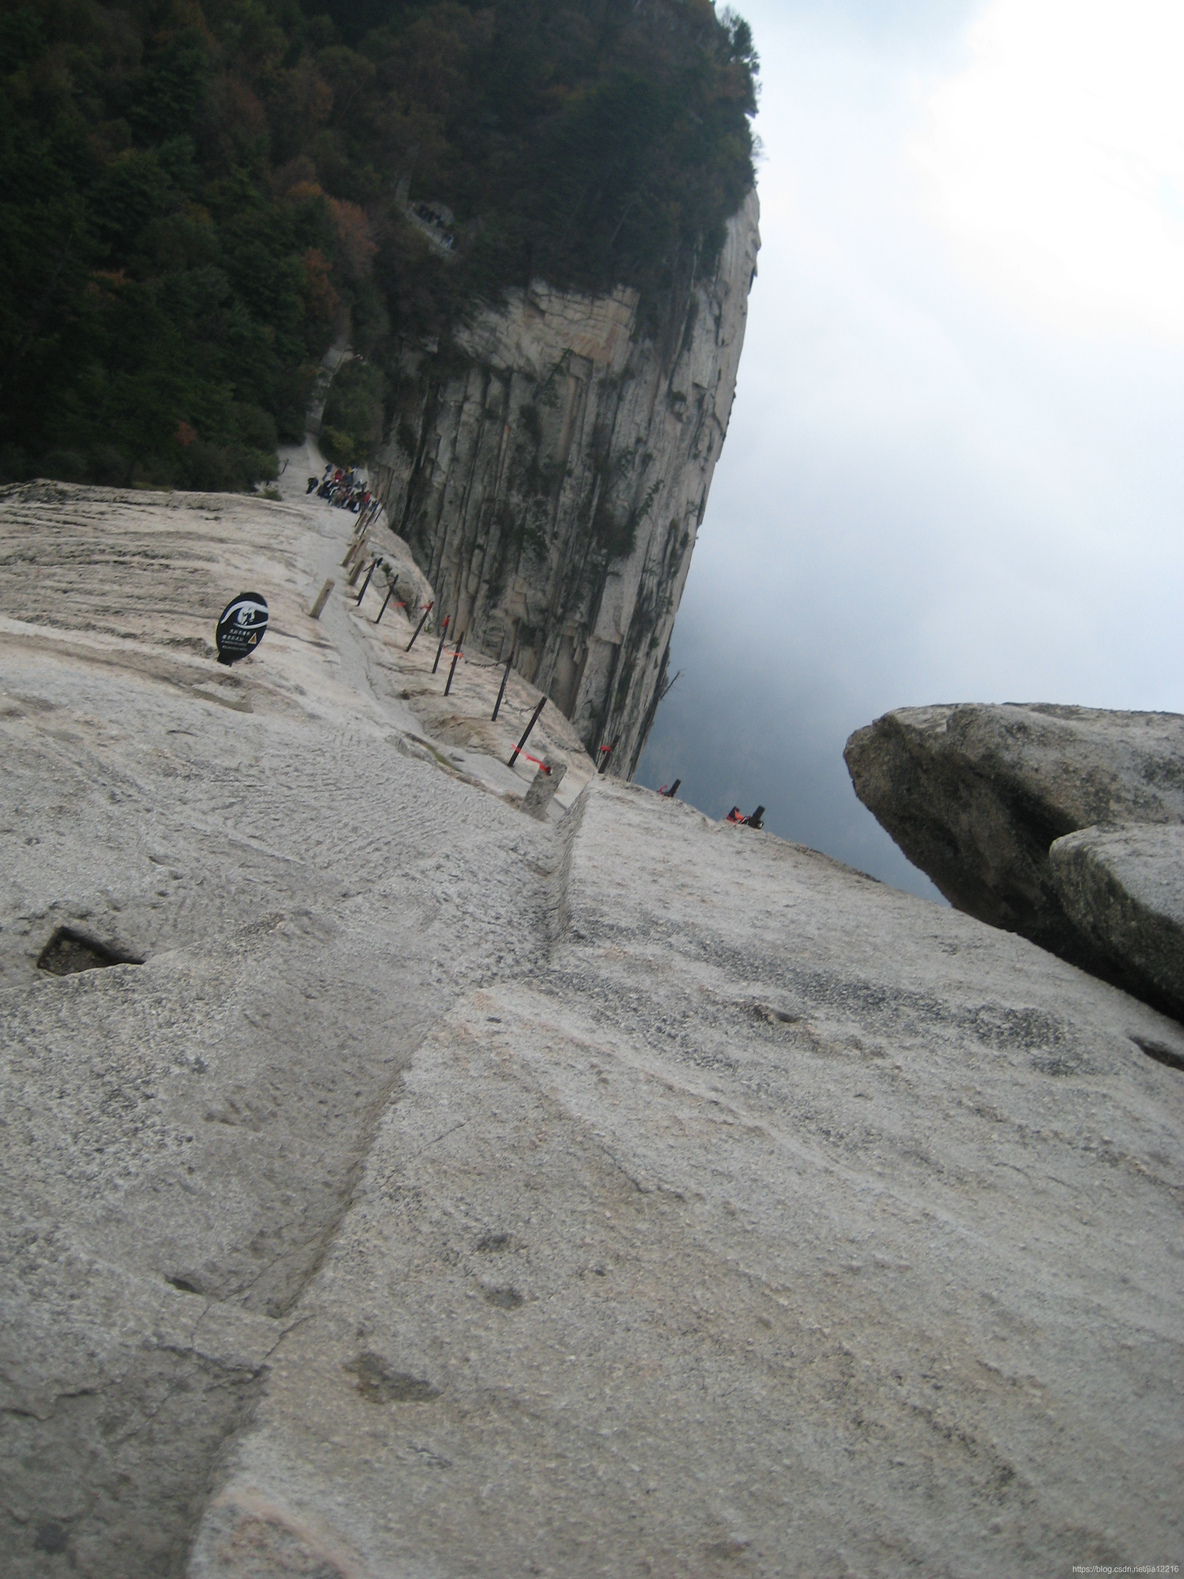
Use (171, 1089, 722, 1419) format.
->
(1050, 821, 1184, 1024)
(843, 703, 1184, 990)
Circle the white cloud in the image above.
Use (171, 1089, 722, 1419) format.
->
(640, 2, 1184, 897)
(913, 0, 1184, 334)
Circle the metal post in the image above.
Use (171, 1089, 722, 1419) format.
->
(406, 601, 434, 651)
(355, 558, 379, 605)
(663, 778, 681, 799)
(597, 734, 620, 775)
(491, 650, 514, 722)
(431, 614, 451, 673)
(657, 668, 682, 705)
(508, 696, 547, 768)
(443, 630, 465, 696)
(374, 574, 399, 623)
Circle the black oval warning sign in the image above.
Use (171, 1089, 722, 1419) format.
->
(215, 592, 269, 665)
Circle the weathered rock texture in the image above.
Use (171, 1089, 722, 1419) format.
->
(0, 480, 577, 1577)
(189, 780, 1184, 1578)
(372, 527, 435, 623)
(1051, 823, 1184, 1028)
(373, 190, 760, 777)
(844, 704, 1184, 996)
(4, 492, 1182, 1577)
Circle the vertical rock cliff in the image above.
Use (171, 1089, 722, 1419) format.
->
(373, 189, 760, 775)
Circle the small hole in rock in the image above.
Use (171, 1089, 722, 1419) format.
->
(34, 1521, 70, 1555)
(344, 1352, 439, 1403)
(166, 1276, 203, 1295)
(1130, 1035, 1184, 1073)
(484, 1286, 524, 1309)
(476, 1233, 511, 1253)
(37, 927, 143, 976)
(750, 1002, 798, 1026)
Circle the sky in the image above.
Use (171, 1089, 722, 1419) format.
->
(636, 0, 1184, 899)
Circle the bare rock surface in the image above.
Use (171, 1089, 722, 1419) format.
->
(844, 703, 1184, 985)
(0, 482, 581, 1576)
(1051, 822, 1184, 1028)
(368, 527, 435, 626)
(2, 494, 1182, 1577)
(188, 779, 1184, 1578)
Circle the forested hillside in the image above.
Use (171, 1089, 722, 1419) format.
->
(1, 0, 757, 491)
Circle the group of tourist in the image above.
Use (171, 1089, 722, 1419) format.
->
(306, 463, 371, 513)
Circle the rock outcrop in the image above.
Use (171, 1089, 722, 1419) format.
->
(844, 704, 1184, 988)
(373, 190, 760, 777)
(1051, 823, 1184, 1026)
(3, 489, 1183, 1576)
(371, 527, 435, 623)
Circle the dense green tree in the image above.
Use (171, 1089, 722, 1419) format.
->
(0, 0, 757, 490)
(321, 356, 384, 464)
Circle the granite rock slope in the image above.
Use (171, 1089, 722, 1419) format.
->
(844, 703, 1184, 984)
(1051, 822, 1184, 1028)
(3, 491, 1182, 1577)
(373, 191, 760, 777)
(0, 482, 573, 1577)
(190, 780, 1184, 1579)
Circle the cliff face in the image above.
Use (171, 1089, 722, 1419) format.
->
(373, 189, 760, 775)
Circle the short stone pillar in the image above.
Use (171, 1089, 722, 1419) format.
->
(521, 758, 567, 819)
(309, 579, 334, 619)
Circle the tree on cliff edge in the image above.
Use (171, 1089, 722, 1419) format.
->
(0, 0, 757, 490)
